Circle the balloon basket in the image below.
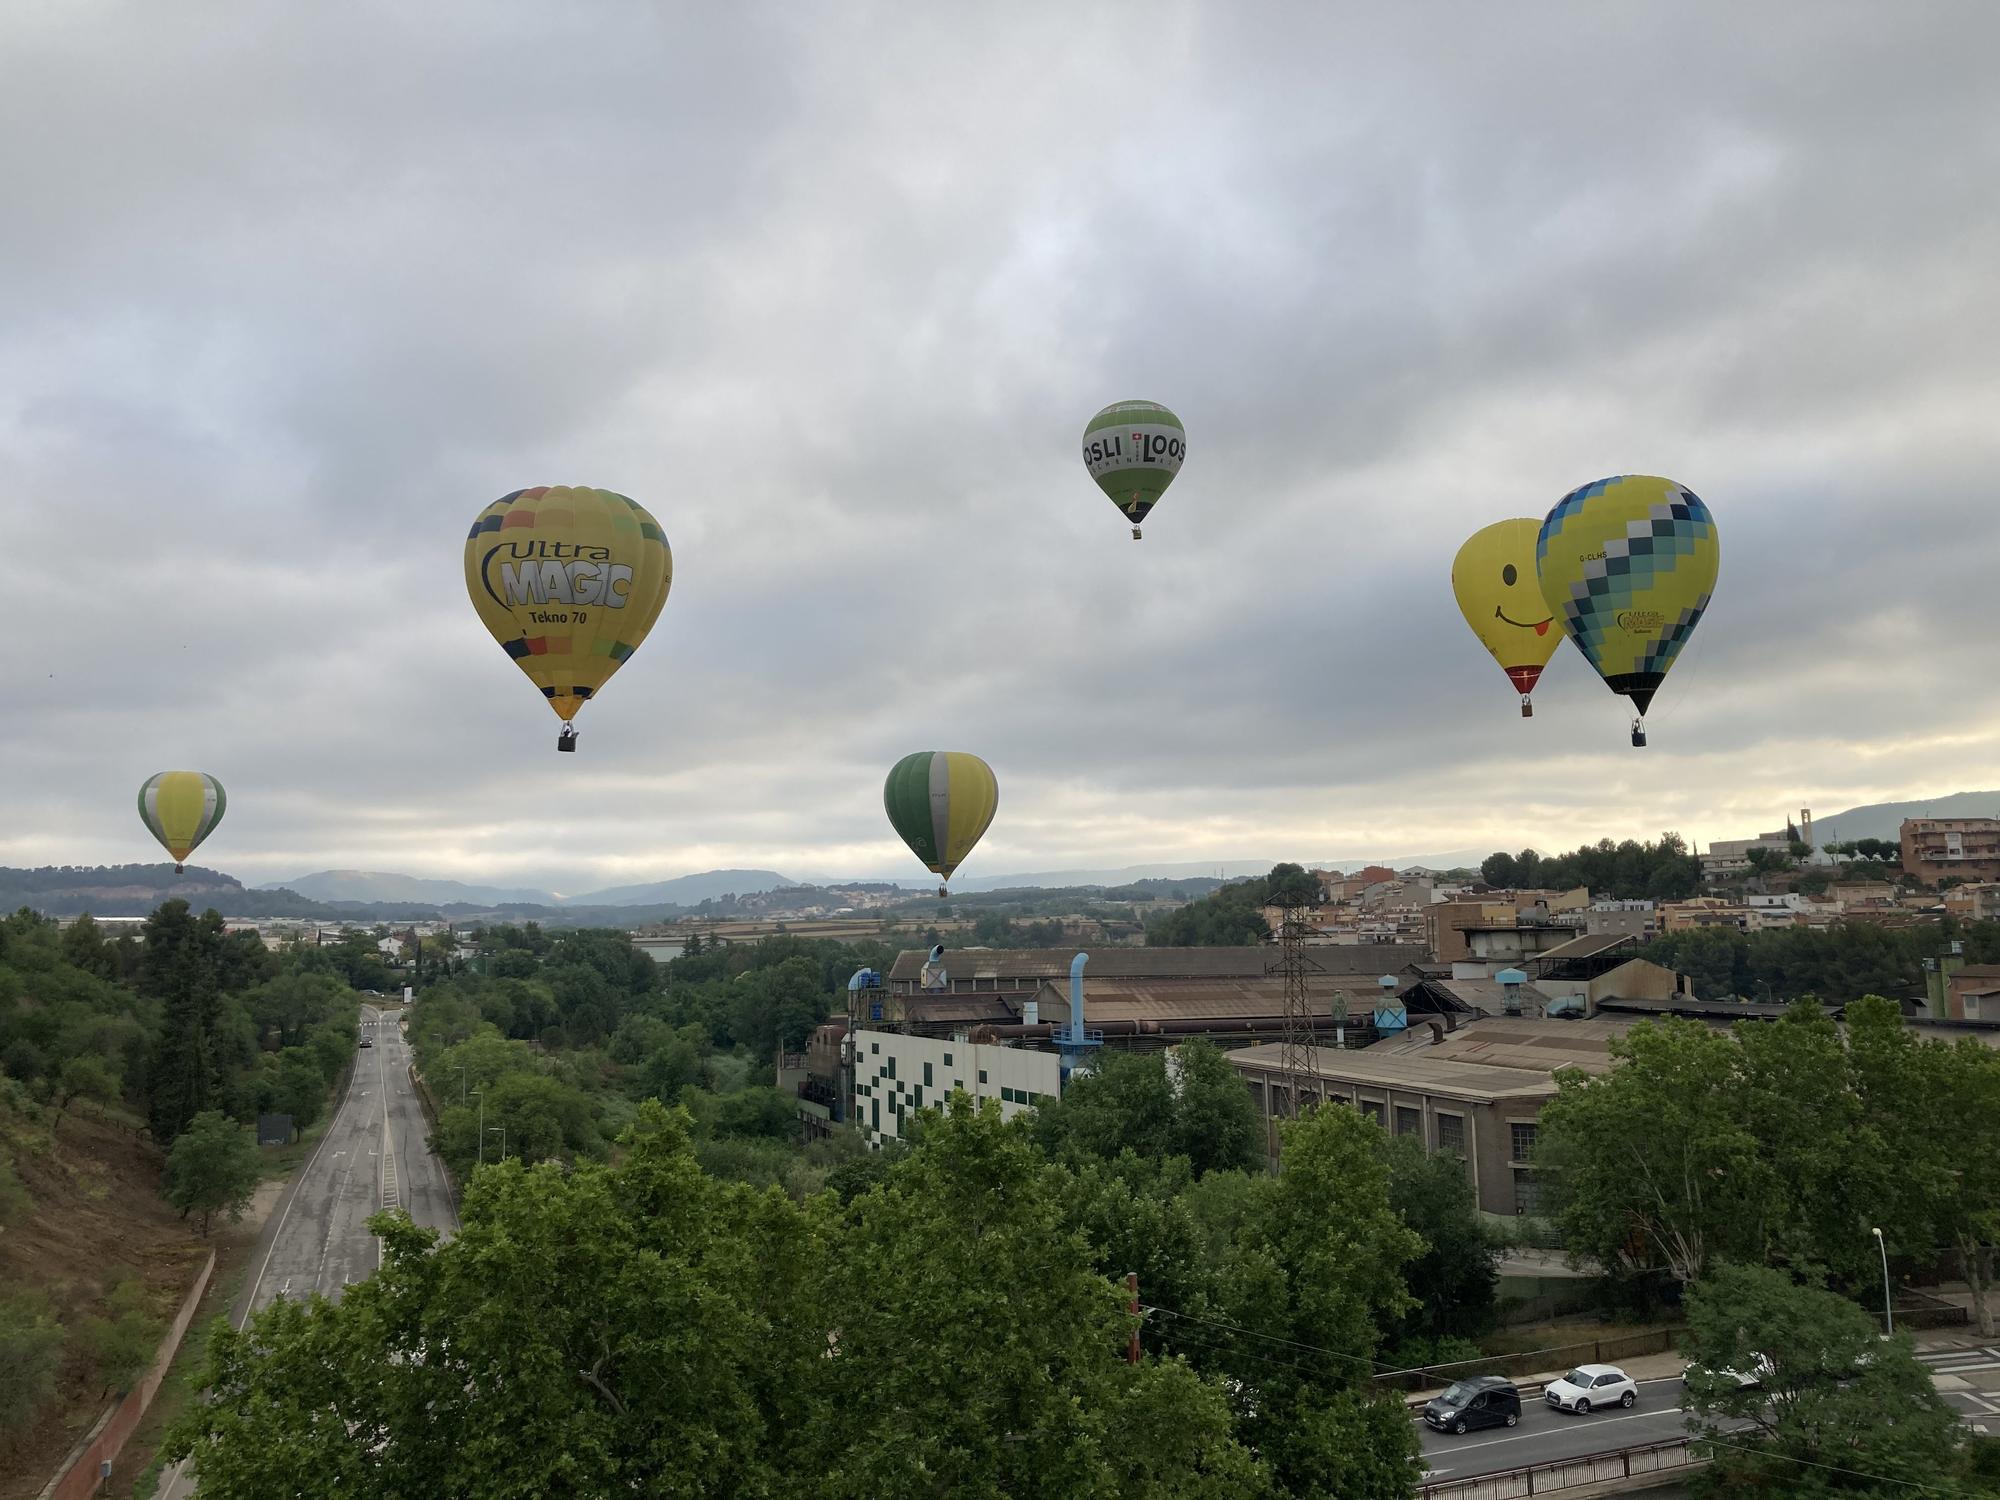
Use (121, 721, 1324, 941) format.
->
(937, 885, 949, 899)
(557, 726, 578, 753)
(174, 863, 184, 874)
(1630, 718, 1647, 749)
(1520, 697, 1533, 719)
(1131, 525, 1143, 540)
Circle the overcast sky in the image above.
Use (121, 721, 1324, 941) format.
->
(7, 3, 1999, 893)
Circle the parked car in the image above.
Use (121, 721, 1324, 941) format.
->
(1423, 1375, 1522, 1435)
(1545, 1364, 1637, 1414)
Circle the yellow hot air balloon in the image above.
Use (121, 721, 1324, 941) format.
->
(138, 771, 226, 873)
(464, 486, 673, 751)
(1451, 519, 1565, 718)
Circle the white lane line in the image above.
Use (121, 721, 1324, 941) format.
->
(1425, 1404, 1684, 1456)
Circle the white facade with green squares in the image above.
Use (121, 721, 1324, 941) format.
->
(851, 1029, 1062, 1148)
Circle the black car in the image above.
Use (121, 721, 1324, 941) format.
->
(1422, 1375, 1521, 1434)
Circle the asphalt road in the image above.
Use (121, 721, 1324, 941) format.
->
(1418, 1376, 1690, 1481)
(159, 1005, 455, 1498)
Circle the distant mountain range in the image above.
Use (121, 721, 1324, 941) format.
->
(1811, 792, 2000, 847)
(263, 867, 800, 909)
(263, 871, 565, 906)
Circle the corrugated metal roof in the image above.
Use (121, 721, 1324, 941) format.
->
(1223, 1042, 1566, 1102)
(905, 997, 1015, 1023)
(1535, 932, 1638, 962)
(887, 943, 1424, 982)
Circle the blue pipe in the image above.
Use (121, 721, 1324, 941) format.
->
(1069, 951, 1088, 1042)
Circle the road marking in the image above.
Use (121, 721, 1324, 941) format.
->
(1424, 1404, 1684, 1456)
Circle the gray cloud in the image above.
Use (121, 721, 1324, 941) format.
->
(7, 2, 1999, 889)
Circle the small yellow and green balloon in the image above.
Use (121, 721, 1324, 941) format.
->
(884, 751, 998, 897)
(1083, 401, 1185, 539)
(463, 485, 673, 751)
(138, 771, 225, 874)
(1453, 477, 1719, 745)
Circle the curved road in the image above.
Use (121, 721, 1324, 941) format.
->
(160, 1004, 455, 1498)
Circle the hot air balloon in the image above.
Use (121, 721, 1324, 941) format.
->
(138, 771, 226, 874)
(1535, 476, 1719, 747)
(884, 751, 998, 897)
(464, 486, 673, 751)
(1082, 400, 1185, 540)
(1452, 518, 1565, 718)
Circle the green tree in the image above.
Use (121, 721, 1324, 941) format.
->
(1378, 1134, 1497, 1348)
(1538, 1019, 1775, 1282)
(809, 1095, 1270, 1497)
(53, 1051, 122, 1128)
(163, 1109, 262, 1235)
(142, 900, 228, 1143)
(0, 1288, 65, 1436)
(80, 1272, 165, 1395)
(271, 1047, 328, 1138)
(1683, 1264, 1965, 1496)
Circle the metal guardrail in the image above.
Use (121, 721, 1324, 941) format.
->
(1420, 1436, 1703, 1498)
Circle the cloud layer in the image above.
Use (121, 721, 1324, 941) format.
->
(8, 3, 2000, 887)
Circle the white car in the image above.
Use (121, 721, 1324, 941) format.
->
(1545, 1364, 1637, 1414)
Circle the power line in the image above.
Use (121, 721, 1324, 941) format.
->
(1142, 1304, 1389, 1371)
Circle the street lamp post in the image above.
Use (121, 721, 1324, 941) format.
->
(473, 1089, 485, 1166)
(454, 1064, 467, 1103)
(1872, 1227, 1893, 1335)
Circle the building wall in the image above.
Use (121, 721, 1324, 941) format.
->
(1902, 817, 2000, 885)
(850, 1030, 1060, 1149)
(1237, 1064, 1551, 1217)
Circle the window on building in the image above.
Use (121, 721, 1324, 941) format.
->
(944, 1052, 954, 1067)
(1510, 1122, 1538, 1162)
(1395, 1106, 1421, 1137)
(924, 1061, 934, 1087)
(1435, 1113, 1465, 1158)
(979, 1069, 989, 1084)
(887, 1056, 897, 1079)
(870, 1041, 879, 1054)
(1360, 1100, 1384, 1126)
(1512, 1170, 1543, 1216)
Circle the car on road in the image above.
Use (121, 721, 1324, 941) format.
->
(1545, 1364, 1637, 1414)
(1423, 1376, 1521, 1434)
(359, 1036, 373, 1048)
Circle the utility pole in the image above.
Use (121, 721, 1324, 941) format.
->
(1266, 899, 1324, 1119)
(1127, 1272, 1141, 1366)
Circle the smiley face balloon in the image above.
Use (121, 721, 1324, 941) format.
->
(1452, 518, 1564, 718)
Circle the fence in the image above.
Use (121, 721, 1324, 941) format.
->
(1378, 1328, 1683, 1394)
(1880, 1291, 1969, 1332)
(1420, 1436, 1704, 1499)
(39, 1249, 216, 1500)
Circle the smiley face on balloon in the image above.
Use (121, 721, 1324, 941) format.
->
(1451, 518, 1564, 716)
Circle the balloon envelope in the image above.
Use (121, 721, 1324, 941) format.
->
(1535, 476, 1719, 717)
(1451, 518, 1564, 706)
(1082, 401, 1185, 532)
(883, 751, 998, 891)
(138, 771, 225, 870)
(464, 486, 673, 728)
